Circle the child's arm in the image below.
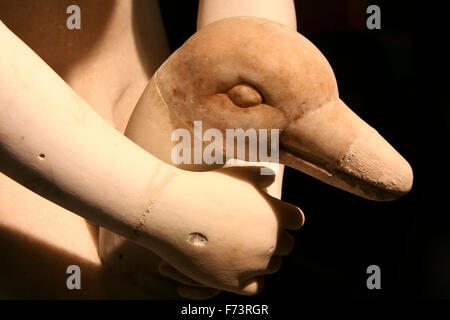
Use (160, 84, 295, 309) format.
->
(198, 0, 297, 30)
(0, 19, 163, 238)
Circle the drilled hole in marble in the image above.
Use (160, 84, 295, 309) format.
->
(187, 232, 208, 247)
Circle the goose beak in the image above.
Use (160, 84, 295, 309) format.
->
(279, 99, 413, 201)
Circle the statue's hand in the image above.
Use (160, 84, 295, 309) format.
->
(155, 164, 286, 299)
(135, 165, 303, 296)
(158, 260, 221, 300)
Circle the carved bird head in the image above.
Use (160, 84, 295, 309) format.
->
(126, 17, 413, 201)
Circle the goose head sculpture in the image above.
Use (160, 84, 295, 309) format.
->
(125, 17, 413, 201)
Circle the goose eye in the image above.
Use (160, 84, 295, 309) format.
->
(227, 83, 263, 108)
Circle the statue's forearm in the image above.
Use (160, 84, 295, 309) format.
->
(0, 20, 169, 241)
(197, 0, 297, 30)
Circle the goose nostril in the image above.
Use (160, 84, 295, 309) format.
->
(227, 83, 263, 107)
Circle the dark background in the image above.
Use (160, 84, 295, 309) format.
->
(159, 0, 449, 299)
